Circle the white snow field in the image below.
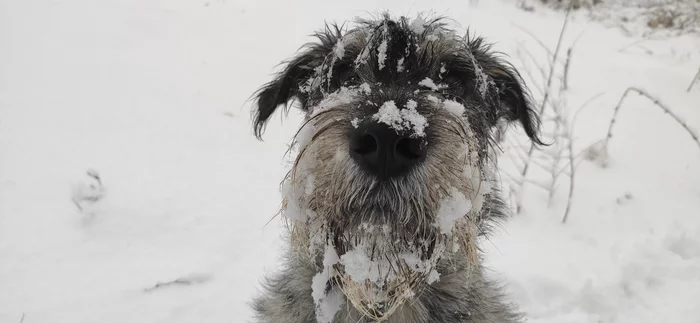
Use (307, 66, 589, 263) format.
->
(1, 0, 699, 322)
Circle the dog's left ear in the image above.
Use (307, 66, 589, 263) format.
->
(469, 42, 545, 146)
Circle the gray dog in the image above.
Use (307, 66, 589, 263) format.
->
(250, 14, 543, 323)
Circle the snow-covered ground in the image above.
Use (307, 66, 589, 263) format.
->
(1, 0, 699, 322)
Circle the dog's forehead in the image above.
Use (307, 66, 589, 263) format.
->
(303, 16, 495, 103)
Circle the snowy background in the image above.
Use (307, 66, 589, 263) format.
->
(1, 0, 699, 322)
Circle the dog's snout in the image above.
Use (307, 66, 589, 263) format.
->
(349, 123, 426, 178)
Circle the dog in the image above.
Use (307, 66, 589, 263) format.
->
(249, 14, 543, 323)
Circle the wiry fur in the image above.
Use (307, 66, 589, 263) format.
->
(250, 14, 542, 323)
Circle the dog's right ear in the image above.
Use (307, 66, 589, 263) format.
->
(252, 50, 320, 139)
(253, 24, 346, 139)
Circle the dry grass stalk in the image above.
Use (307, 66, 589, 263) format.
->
(561, 93, 605, 223)
(603, 86, 700, 155)
(517, 0, 574, 213)
(688, 65, 700, 92)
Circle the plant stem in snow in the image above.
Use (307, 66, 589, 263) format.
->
(560, 93, 605, 224)
(688, 65, 700, 92)
(603, 87, 700, 156)
(517, 0, 573, 213)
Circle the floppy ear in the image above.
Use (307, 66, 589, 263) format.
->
(468, 40, 544, 146)
(252, 25, 345, 139)
(252, 51, 321, 139)
(486, 62, 544, 145)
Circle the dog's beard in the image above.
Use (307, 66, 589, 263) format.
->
(279, 131, 492, 322)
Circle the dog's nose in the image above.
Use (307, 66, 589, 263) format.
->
(349, 123, 426, 178)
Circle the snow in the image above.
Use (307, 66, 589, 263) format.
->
(359, 82, 372, 94)
(435, 187, 474, 234)
(377, 39, 388, 70)
(466, 48, 494, 98)
(327, 38, 346, 80)
(396, 57, 405, 72)
(418, 77, 447, 91)
(312, 243, 343, 323)
(333, 38, 346, 59)
(311, 86, 360, 116)
(372, 100, 428, 137)
(409, 15, 427, 34)
(443, 98, 467, 116)
(340, 243, 385, 284)
(373, 100, 402, 125)
(1, 1, 699, 323)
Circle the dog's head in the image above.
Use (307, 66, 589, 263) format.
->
(252, 15, 541, 322)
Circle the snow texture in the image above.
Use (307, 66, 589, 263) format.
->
(1, 2, 699, 323)
(466, 48, 494, 99)
(312, 243, 343, 323)
(435, 187, 473, 234)
(359, 82, 372, 94)
(409, 15, 427, 34)
(372, 100, 428, 137)
(443, 99, 466, 117)
(396, 57, 405, 72)
(340, 242, 386, 284)
(418, 77, 447, 91)
(311, 86, 361, 117)
(377, 39, 388, 70)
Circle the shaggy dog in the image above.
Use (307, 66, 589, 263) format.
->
(250, 14, 542, 323)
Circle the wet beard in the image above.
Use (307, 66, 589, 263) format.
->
(299, 213, 461, 322)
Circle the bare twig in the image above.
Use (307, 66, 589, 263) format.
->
(516, 44, 549, 84)
(547, 107, 564, 206)
(144, 274, 211, 292)
(517, 1, 574, 213)
(603, 86, 700, 155)
(513, 25, 556, 66)
(539, 2, 574, 118)
(563, 47, 573, 91)
(561, 132, 576, 223)
(560, 93, 605, 223)
(688, 65, 700, 92)
(501, 170, 551, 191)
(562, 33, 583, 91)
(20, 313, 25, 323)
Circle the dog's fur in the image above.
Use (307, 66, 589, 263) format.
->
(250, 15, 542, 323)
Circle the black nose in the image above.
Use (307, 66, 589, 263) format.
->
(349, 123, 427, 178)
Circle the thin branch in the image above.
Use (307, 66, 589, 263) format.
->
(513, 24, 556, 66)
(603, 86, 700, 155)
(562, 32, 584, 91)
(518, 1, 575, 214)
(539, 2, 574, 119)
(561, 131, 576, 223)
(516, 44, 549, 83)
(501, 170, 552, 191)
(144, 274, 210, 292)
(561, 93, 606, 223)
(549, 93, 606, 185)
(20, 314, 25, 323)
(562, 47, 572, 91)
(688, 65, 700, 92)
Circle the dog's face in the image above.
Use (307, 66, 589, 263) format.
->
(253, 15, 541, 321)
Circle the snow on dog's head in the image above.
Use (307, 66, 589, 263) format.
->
(252, 14, 543, 322)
